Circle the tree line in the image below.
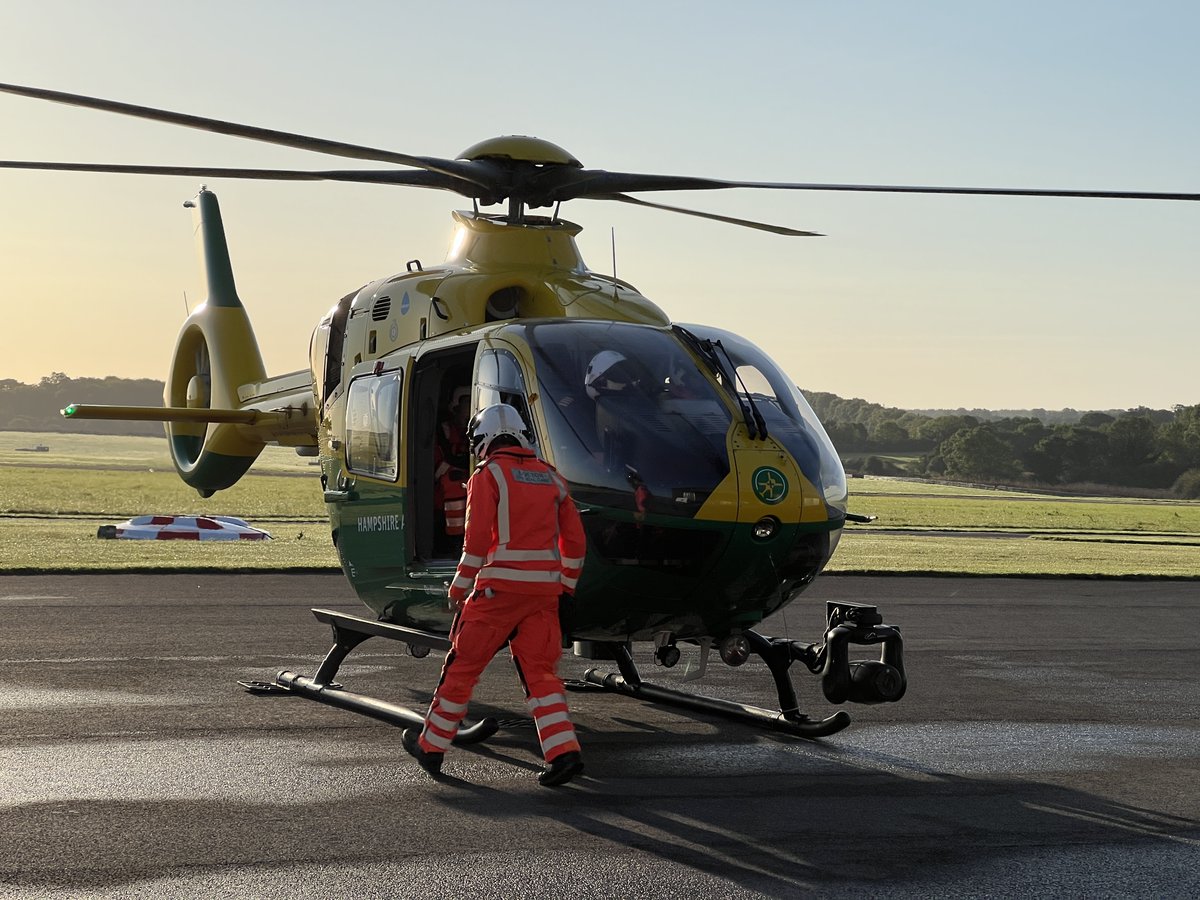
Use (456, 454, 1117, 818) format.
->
(807, 391, 1200, 498)
(0, 373, 164, 437)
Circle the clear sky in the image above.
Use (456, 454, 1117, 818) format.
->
(1, 1, 1196, 411)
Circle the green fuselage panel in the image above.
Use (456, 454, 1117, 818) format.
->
(332, 490, 837, 642)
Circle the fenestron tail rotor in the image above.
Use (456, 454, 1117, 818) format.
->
(1, 81, 1197, 237)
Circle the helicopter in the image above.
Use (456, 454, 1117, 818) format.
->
(5, 82, 1197, 744)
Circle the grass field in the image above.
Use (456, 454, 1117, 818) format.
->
(826, 532, 1200, 578)
(1, 466, 326, 519)
(0, 430, 316, 474)
(847, 492, 1200, 534)
(2, 432, 1198, 577)
(1, 432, 333, 572)
(835, 474, 1200, 576)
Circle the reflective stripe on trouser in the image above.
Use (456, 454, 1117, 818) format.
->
(419, 589, 577, 761)
(419, 694, 468, 753)
(444, 497, 466, 535)
(526, 691, 581, 761)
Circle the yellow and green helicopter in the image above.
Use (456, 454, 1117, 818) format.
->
(5, 82, 1196, 742)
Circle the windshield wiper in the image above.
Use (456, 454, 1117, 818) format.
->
(673, 326, 765, 440)
(712, 340, 768, 440)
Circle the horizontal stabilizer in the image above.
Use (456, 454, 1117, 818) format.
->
(61, 403, 298, 427)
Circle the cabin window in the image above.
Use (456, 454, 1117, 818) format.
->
(345, 371, 401, 480)
(477, 349, 538, 450)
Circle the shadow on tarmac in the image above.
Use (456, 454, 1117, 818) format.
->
(3, 728, 1197, 897)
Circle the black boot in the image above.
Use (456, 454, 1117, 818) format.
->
(402, 728, 444, 777)
(538, 751, 584, 787)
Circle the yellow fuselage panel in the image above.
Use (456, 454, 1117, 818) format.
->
(339, 214, 669, 369)
(696, 427, 828, 524)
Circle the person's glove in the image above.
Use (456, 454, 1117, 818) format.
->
(557, 592, 576, 637)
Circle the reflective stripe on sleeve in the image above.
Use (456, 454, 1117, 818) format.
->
(460, 552, 486, 568)
(560, 555, 585, 568)
(487, 462, 511, 545)
(560, 575, 578, 590)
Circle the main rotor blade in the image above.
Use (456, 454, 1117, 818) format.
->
(0, 159, 473, 190)
(551, 170, 1200, 203)
(590, 193, 822, 236)
(0, 82, 492, 190)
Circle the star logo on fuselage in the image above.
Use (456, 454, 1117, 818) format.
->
(751, 466, 788, 505)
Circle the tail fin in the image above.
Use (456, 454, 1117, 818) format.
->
(163, 189, 271, 494)
(63, 189, 316, 497)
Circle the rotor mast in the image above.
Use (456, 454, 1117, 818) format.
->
(456, 135, 582, 227)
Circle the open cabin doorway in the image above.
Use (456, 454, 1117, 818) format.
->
(408, 344, 478, 565)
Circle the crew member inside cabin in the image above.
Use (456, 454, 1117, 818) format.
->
(433, 385, 471, 556)
(585, 350, 648, 473)
(403, 403, 587, 787)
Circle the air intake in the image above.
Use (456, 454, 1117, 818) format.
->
(371, 296, 392, 321)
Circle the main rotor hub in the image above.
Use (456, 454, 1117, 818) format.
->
(457, 135, 582, 168)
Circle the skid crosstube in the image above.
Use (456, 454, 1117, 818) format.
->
(246, 608, 498, 746)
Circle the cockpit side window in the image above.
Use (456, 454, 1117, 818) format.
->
(733, 365, 775, 399)
(310, 288, 358, 411)
(476, 348, 538, 451)
(681, 322, 847, 509)
(345, 371, 401, 480)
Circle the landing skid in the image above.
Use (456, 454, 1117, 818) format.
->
(580, 636, 852, 740)
(240, 608, 498, 746)
(244, 603, 901, 745)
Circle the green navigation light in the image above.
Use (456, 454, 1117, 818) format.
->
(63, 404, 77, 416)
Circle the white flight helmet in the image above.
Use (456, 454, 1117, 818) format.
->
(469, 403, 533, 456)
(585, 350, 630, 400)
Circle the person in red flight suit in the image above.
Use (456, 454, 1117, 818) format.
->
(433, 386, 471, 551)
(403, 403, 587, 787)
